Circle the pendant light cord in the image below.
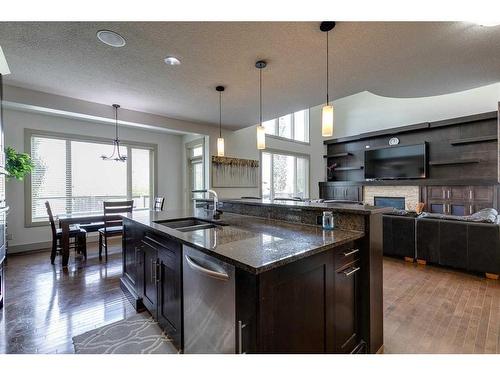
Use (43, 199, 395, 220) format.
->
(219, 91, 222, 138)
(114, 105, 119, 141)
(259, 68, 263, 126)
(326, 31, 329, 104)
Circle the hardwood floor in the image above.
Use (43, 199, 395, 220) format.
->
(0, 240, 136, 354)
(1, 243, 499, 354)
(383, 257, 500, 354)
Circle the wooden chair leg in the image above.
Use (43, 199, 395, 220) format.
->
(50, 239, 57, 265)
(104, 235, 108, 262)
(81, 235, 87, 260)
(99, 233, 103, 261)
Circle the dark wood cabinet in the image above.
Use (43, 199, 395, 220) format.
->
(258, 249, 335, 353)
(426, 185, 496, 215)
(139, 237, 158, 314)
(319, 182, 362, 202)
(123, 226, 183, 350)
(122, 221, 139, 291)
(122, 216, 379, 354)
(156, 237, 182, 349)
(256, 242, 362, 354)
(333, 259, 360, 353)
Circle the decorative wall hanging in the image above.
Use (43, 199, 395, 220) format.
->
(211, 156, 259, 188)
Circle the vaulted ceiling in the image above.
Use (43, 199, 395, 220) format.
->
(1, 21, 499, 129)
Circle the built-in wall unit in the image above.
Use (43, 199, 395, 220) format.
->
(320, 110, 500, 214)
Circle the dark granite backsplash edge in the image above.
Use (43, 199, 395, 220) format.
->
(220, 201, 365, 232)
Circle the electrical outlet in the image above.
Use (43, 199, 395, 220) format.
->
(6, 233, 13, 241)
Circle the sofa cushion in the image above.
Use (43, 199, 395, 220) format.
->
(419, 208, 498, 223)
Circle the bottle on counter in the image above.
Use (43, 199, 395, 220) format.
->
(322, 211, 334, 230)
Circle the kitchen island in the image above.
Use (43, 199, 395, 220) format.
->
(120, 201, 387, 354)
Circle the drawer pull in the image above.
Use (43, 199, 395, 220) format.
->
(342, 248, 359, 257)
(343, 266, 360, 277)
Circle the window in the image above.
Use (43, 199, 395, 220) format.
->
(261, 151, 309, 200)
(187, 141, 205, 202)
(28, 131, 155, 224)
(263, 109, 310, 143)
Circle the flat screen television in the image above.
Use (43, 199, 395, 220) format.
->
(364, 143, 427, 180)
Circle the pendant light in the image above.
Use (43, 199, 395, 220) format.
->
(101, 104, 127, 162)
(256, 60, 267, 150)
(320, 21, 336, 137)
(216, 85, 225, 157)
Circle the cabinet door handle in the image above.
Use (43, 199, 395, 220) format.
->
(151, 259, 156, 284)
(469, 190, 473, 200)
(342, 248, 359, 257)
(237, 320, 247, 354)
(156, 261, 160, 283)
(343, 266, 360, 277)
(442, 189, 446, 199)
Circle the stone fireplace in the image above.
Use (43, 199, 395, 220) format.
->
(363, 186, 420, 211)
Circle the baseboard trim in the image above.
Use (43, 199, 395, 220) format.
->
(8, 235, 118, 255)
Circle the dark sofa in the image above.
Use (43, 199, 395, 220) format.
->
(416, 217, 500, 277)
(383, 208, 500, 278)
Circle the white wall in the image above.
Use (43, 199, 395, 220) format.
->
(321, 83, 500, 139)
(5, 108, 184, 251)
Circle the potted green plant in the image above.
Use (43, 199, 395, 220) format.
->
(5, 146, 34, 181)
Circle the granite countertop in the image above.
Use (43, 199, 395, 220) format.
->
(198, 198, 391, 215)
(123, 208, 364, 274)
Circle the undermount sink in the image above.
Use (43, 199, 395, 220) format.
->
(155, 218, 227, 232)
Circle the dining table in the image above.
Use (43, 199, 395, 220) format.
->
(57, 212, 123, 267)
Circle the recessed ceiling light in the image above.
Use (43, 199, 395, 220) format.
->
(96, 30, 126, 47)
(164, 56, 181, 66)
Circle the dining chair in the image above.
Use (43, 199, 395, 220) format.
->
(154, 197, 165, 211)
(45, 201, 87, 265)
(98, 200, 134, 262)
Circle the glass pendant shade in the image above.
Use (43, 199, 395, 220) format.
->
(217, 137, 225, 157)
(322, 104, 334, 137)
(256, 125, 266, 150)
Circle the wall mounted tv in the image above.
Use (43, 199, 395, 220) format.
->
(364, 143, 427, 180)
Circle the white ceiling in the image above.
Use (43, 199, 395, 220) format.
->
(1, 21, 499, 129)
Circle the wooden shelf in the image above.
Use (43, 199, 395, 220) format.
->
(449, 135, 497, 145)
(429, 159, 481, 166)
(323, 152, 352, 158)
(333, 166, 364, 171)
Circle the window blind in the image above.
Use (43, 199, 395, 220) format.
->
(30, 134, 153, 222)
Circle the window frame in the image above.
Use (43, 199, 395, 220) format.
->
(24, 128, 158, 227)
(264, 109, 310, 144)
(185, 138, 206, 208)
(259, 148, 310, 200)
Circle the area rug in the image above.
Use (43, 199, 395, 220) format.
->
(72, 312, 178, 354)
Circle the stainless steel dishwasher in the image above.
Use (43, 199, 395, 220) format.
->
(183, 245, 236, 353)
